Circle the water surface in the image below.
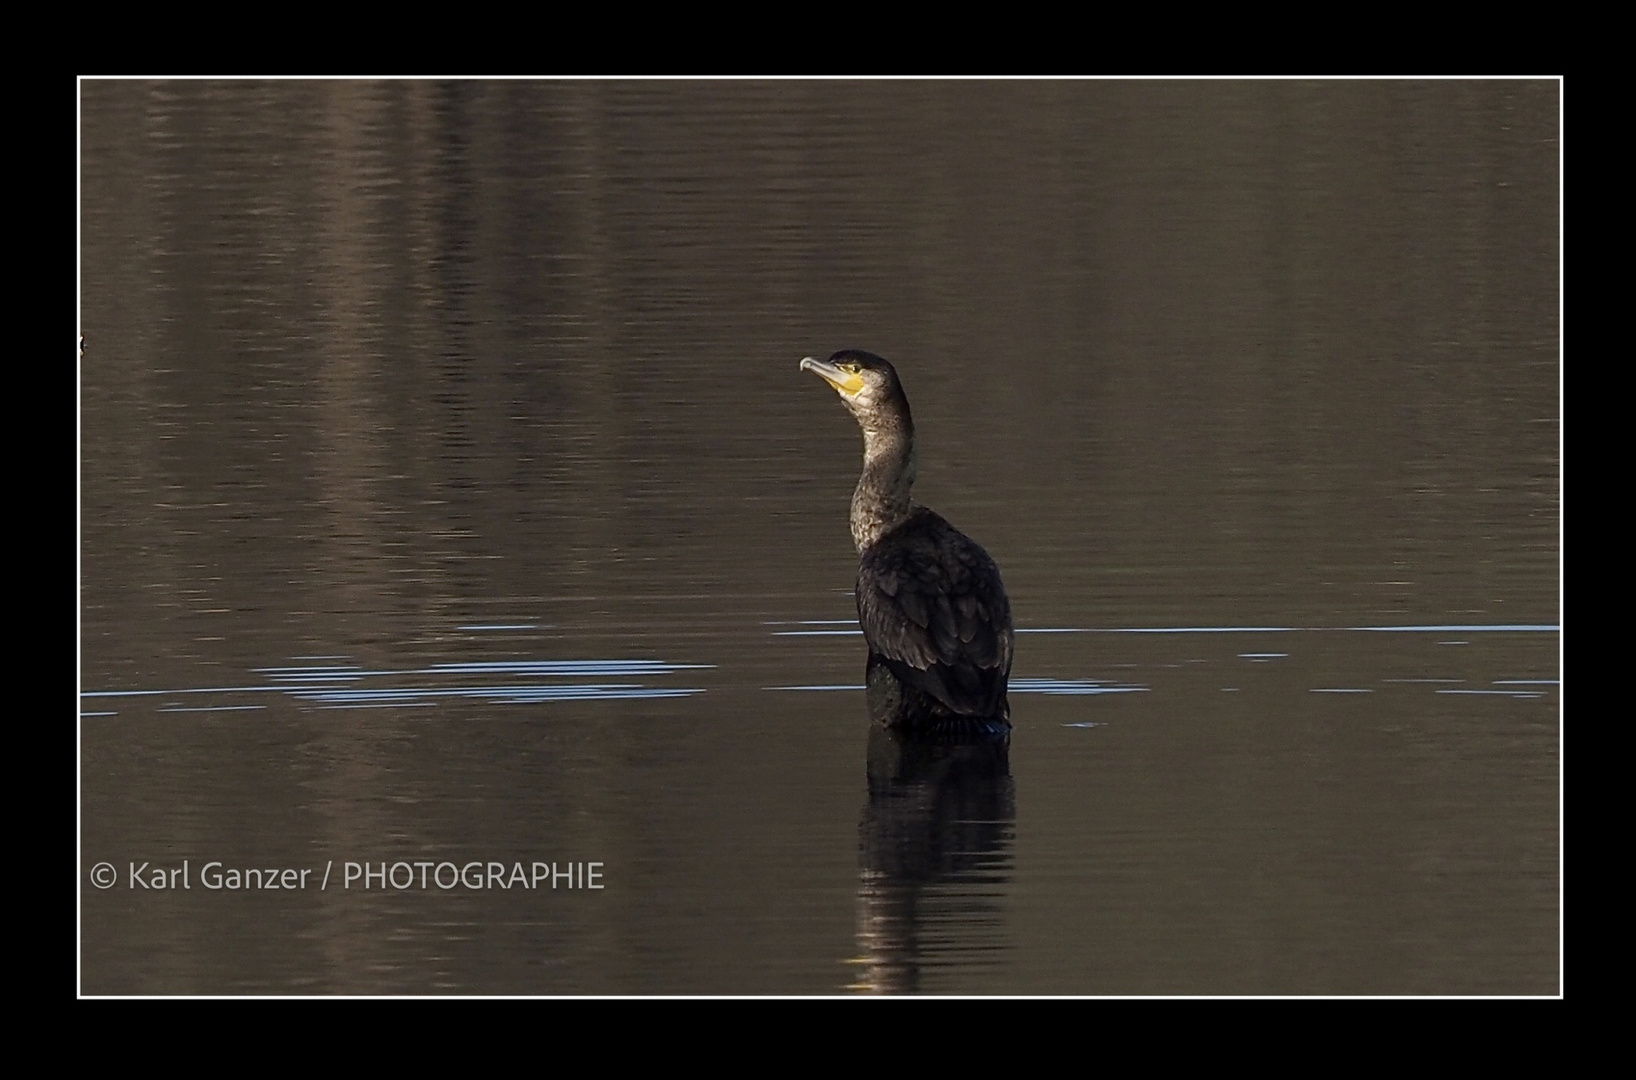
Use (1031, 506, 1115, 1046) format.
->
(80, 79, 1559, 994)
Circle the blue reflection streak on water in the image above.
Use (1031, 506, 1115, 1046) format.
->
(774, 630, 862, 636)
(157, 704, 268, 713)
(84, 655, 711, 713)
(258, 671, 382, 682)
(1438, 689, 1548, 698)
(422, 660, 711, 676)
(258, 665, 361, 672)
(1384, 678, 1465, 683)
(458, 624, 541, 631)
(319, 701, 440, 710)
(255, 665, 373, 683)
(1349, 624, 1559, 632)
(764, 620, 858, 626)
(82, 686, 298, 697)
(291, 685, 703, 705)
(1011, 678, 1149, 695)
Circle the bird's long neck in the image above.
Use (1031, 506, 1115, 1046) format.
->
(851, 414, 917, 553)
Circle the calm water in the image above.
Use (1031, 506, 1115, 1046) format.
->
(79, 80, 1559, 995)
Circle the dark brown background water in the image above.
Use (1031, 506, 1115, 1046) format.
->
(79, 79, 1559, 994)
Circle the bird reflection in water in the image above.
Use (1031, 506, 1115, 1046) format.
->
(849, 719, 1015, 993)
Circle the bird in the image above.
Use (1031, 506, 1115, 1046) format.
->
(800, 350, 1014, 732)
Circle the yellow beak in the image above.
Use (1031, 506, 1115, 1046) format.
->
(800, 356, 865, 396)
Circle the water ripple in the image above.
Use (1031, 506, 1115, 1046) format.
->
(83, 654, 711, 715)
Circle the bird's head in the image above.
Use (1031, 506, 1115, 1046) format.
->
(800, 350, 910, 428)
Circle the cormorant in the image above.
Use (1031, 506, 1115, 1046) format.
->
(801, 350, 1014, 731)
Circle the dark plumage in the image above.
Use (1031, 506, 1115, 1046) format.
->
(801, 350, 1014, 729)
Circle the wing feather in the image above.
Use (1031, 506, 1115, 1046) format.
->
(856, 509, 1014, 716)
